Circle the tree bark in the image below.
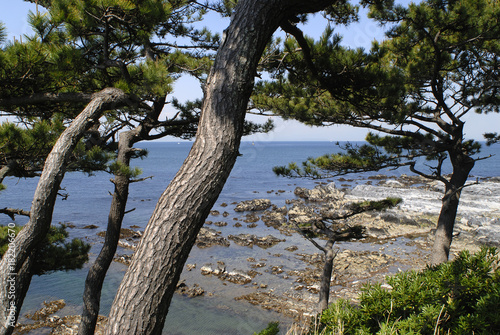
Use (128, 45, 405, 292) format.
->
(318, 239, 335, 312)
(78, 130, 136, 335)
(78, 93, 166, 334)
(0, 88, 129, 335)
(431, 153, 475, 265)
(104, 1, 336, 334)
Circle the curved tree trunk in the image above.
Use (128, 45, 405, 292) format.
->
(431, 154, 475, 265)
(104, 1, 336, 334)
(0, 88, 128, 335)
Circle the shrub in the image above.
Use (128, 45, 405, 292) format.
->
(254, 322, 280, 335)
(315, 247, 500, 334)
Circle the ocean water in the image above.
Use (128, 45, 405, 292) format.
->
(1, 141, 499, 334)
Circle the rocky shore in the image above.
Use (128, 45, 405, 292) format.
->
(15, 175, 500, 333)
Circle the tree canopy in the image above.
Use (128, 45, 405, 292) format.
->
(0, 0, 217, 190)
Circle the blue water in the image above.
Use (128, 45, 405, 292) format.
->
(1, 141, 499, 334)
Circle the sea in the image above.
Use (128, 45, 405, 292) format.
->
(1, 141, 499, 334)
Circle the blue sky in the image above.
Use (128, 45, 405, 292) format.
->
(1, 1, 499, 142)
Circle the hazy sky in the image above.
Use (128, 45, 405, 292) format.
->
(1, 1, 499, 142)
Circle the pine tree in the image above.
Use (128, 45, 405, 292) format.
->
(253, 0, 500, 265)
(0, 1, 273, 333)
(290, 196, 401, 312)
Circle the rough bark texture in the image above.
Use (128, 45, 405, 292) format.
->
(0, 88, 128, 335)
(431, 153, 475, 265)
(104, 1, 336, 334)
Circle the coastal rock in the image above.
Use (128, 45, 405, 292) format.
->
(294, 183, 344, 202)
(222, 270, 253, 285)
(176, 281, 205, 298)
(97, 228, 142, 239)
(26, 300, 66, 321)
(470, 217, 500, 247)
(261, 210, 287, 228)
(289, 250, 397, 288)
(288, 204, 321, 225)
(346, 179, 500, 246)
(348, 180, 500, 216)
(243, 213, 260, 223)
(228, 234, 285, 249)
(114, 254, 133, 265)
(379, 180, 404, 188)
(117, 240, 136, 250)
(196, 227, 230, 248)
(234, 199, 272, 212)
(200, 265, 253, 284)
(333, 250, 394, 278)
(15, 300, 108, 335)
(235, 291, 311, 319)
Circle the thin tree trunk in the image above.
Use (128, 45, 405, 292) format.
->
(78, 130, 136, 335)
(78, 94, 166, 334)
(431, 154, 474, 265)
(104, 1, 336, 334)
(0, 88, 128, 335)
(318, 239, 335, 312)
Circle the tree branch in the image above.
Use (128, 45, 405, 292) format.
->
(0, 92, 94, 108)
(0, 208, 30, 221)
(292, 222, 327, 253)
(129, 176, 153, 183)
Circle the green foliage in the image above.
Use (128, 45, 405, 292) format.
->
(0, 0, 223, 185)
(109, 161, 142, 178)
(273, 142, 402, 179)
(315, 247, 500, 334)
(484, 132, 500, 146)
(0, 118, 120, 180)
(0, 22, 6, 45)
(254, 322, 280, 335)
(261, 0, 499, 181)
(0, 225, 22, 256)
(349, 197, 402, 213)
(0, 120, 63, 178)
(0, 224, 91, 276)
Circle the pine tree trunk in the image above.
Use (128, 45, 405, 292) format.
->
(0, 88, 128, 335)
(104, 1, 336, 334)
(431, 154, 475, 265)
(78, 130, 137, 335)
(318, 239, 335, 312)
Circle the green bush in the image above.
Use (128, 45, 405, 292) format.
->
(315, 247, 500, 334)
(254, 322, 280, 335)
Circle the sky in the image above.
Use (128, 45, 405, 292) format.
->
(1, 1, 499, 142)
